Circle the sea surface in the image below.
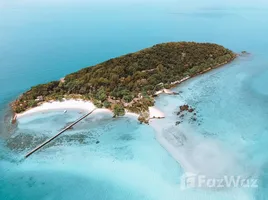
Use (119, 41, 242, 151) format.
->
(1, 0, 268, 200)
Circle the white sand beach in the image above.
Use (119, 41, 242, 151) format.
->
(154, 89, 173, 95)
(149, 107, 165, 119)
(16, 100, 99, 119)
(15, 99, 215, 176)
(150, 120, 198, 174)
(163, 89, 173, 94)
(16, 99, 165, 120)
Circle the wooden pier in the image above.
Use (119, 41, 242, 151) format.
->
(25, 108, 96, 158)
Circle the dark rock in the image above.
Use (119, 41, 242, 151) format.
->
(240, 51, 250, 57)
(241, 51, 250, 54)
(179, 104, 195, 116)
(179, 114, 185, 118)
(11, 116, 17, 124)
(179, 104, 189, 112)
(189, 108, 194, 113)
(96, 141, 100, 144)
(175, 121, 181, 126)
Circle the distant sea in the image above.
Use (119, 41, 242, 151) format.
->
(1, 1, 268, 200)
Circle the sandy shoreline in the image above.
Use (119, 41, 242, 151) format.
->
(13, 57, 238, 176)
(16, 99, 165, 120)
(15, 98, 198, 174)
(149, 120, 198, 174)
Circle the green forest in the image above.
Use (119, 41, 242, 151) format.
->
(12, 42, 236, 121)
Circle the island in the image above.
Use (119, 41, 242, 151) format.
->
(11, 42, 236, 123)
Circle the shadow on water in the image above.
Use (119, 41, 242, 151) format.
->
(0, 106, 17, 139)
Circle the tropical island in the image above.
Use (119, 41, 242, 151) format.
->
(11, 42, 236, 123)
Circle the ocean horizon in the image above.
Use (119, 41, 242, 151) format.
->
(1, 0, 268, 200)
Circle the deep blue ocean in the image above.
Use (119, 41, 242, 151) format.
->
(1, 0, 268, 200)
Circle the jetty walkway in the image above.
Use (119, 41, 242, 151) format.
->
(25, 108, 96, 158)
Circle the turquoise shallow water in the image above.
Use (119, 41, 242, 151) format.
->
(1, 0, 268, 199)
(1, 114, 181, 200)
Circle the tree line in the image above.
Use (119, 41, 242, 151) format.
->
(12, 42, 235, 120)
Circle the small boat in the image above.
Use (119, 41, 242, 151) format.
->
(64, 110, 67, 113)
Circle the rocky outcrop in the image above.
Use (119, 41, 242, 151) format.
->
(11, 114, 17, 124)
(177, 104, 195, 115)
(176, 104, 200, 126)
(239, 51, 250, 57)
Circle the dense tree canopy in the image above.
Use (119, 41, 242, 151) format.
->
(12, 42, 236, 117)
